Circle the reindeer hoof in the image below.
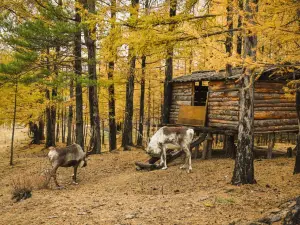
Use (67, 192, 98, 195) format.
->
(161, 166, 168, 170)
(72, 181, 78, 185)
(180, 165, 186, 169)
(187, 168, 192, 173)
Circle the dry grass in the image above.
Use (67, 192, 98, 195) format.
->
(1, 128, 300, 224)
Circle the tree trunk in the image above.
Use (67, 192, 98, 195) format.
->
(38, 117, 45, 141)
(122, 0, 139, 150)
(236, 0, 243, 55)
(294, 89, 300, 174)
(108, 0, 117, 152)
(56, 108, 60, 142)
(67, 77, 73, 146)
(137, 55, 146, 146)
(231, 0, 257, 185)
(225, 0, 233, 76)
(10, 81, 18, 166)
(146, 78, 151, 142)
(45, 48, 55, 147)
(267, 133, 275, 159)
(82, 0, 101, 154)
(162, 0, 177, 124)
(74, 0, 84, 149)
(232, 71, 255, 184)
(62, 107, 66, 143)
(122, 52, 136, 150)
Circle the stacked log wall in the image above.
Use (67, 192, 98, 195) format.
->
(253, 82, 297, 133)
(169, 82, 193, 124)
(207, 81, 297, 133)
(207, 81, 240, 130)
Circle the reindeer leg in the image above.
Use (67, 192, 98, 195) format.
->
(184, 145, 192, 173)
(161, 146, 168, 170)
(180, 145, 186, 170)
(51, 165, 62, 188)
(72, 165, 78, 185)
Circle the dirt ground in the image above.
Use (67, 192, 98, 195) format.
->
(1, 131, 300, 225)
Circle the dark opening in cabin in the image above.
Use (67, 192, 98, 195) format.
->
(194, 81, 208, 106)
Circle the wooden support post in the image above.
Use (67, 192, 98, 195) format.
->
(223, 135, 235, 158)
(202, 133, 213, 160)
(267, 132, 275, 159)
(215, 134, 219, 147)
(194, 145, 200, 159)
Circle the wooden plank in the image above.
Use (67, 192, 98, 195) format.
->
(177, 106, 207, 126)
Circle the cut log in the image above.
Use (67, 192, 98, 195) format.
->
(254, 99, 295, 104)
(176, 101, 191, 105)
(208, 122, 238, 129)
(254, 125, 299, 132)
(208, 109, 239, 116)
(172, 96, 192, 101)
(254, 103, 296, 107)
(254, 107, 296, 112)
(208, 91, 239, 98)
(209, 81, 239, 91)
(254, 119, 298, 127)
(208, 105, 239, 111)
(254, 93, 295, 100)
(208, 101, 239, 106)
(254, 111, 297, 120)
(209, 119, 238, 125)
(208, 114, 238, 121)
(208, 97, 239, 102)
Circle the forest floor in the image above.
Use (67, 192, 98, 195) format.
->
(1, 130, 300, 225)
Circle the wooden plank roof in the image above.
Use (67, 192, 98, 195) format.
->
(172, 66, 300, 83)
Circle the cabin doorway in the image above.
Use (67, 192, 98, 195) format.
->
(194, 81, 208, 106)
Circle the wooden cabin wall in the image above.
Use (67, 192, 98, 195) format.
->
(253, 81, 297, 133)
(207, 80, 297, 133)
(169, 82, 193, 123)
(207, 81, 240, 130)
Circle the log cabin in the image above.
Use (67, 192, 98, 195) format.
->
(168, 67, 299, 134)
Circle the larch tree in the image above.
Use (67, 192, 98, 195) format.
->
(74, 0, 84, 149)
(82, 0, 101, 154)
(232, 0, 257, 185)
(122, 0, 140, 150)
(162, 0, 177, 124)
(107, 0, 117, 152)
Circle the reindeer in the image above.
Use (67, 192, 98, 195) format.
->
(47, 144, 87, 188)
(146, 126, 194, 173)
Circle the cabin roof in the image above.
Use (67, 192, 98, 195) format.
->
(172, 66, 300, 83)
